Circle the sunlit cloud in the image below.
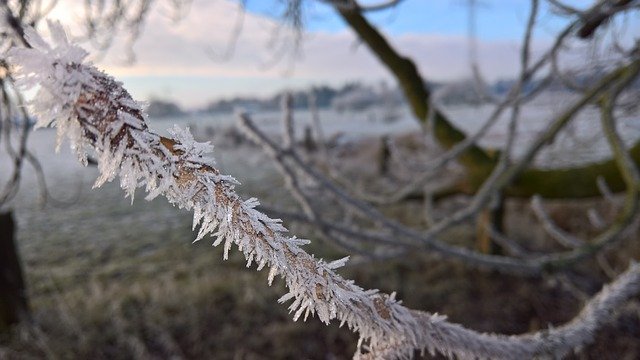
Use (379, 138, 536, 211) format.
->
(42, 0, 556, 106)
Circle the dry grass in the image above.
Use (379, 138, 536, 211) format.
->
(1, 135, 639, 359)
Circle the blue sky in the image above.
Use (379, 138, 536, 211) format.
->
(48, 0, 634, 108)
(245, 0, 588, 39)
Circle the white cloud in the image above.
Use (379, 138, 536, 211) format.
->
(48, 0, 531, 80)
(45, 0, 550, 106)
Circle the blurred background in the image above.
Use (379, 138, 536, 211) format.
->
(1, 0, 640, 359)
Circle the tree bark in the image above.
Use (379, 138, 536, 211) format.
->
(0, 211, 29, 332)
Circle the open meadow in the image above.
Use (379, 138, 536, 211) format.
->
(1, 104, 639, 359)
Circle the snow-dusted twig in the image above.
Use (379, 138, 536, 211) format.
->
(597, 175, 619, 206)
(531, 195, 585, 248)
(484, 224, 530, 258)
(0, 81, 31, 206)
(587, 208, 607, 229)
(9, 22, 640, 360)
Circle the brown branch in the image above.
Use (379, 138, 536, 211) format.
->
(577, 0, 634, 39)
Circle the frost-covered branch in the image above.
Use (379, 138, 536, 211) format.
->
(9, 22, 640, 360)
(362, 262, 640, 359)
(9, 20, 422, 354)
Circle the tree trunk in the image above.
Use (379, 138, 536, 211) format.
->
(335, 6, 640, 200)
(0, 211, 29, 332)
(336, 7, 496, 171)
(476, 195, 505, 255)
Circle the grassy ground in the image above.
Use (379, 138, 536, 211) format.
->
(1, 136, 640, 359)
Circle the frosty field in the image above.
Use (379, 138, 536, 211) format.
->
(1, 103, 639, 359)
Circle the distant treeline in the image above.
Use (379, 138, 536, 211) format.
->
(146, 99, 186, 118)
(202, 81, 400, 114)
(148, 71, 640, 117)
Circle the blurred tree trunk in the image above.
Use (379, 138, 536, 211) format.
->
(336, 6, 496, 172)
(335, 6, 640, 199)
(476, 196, 505, 255)
(0, 211, 29, 332)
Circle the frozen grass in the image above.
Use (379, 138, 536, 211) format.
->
(3, 204, 639, 359)
(1, 109, 640, 358)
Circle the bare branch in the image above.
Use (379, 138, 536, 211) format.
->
(256, 55, 640, 275)
(546, 0, 581, 15)
(323, 0, 405, 12)
(206, 0, 246, 61)
(577, 0, 635, 39)
(531, 195, 585, 248)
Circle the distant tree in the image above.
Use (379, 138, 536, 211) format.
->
(147, 99, 185, 118)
